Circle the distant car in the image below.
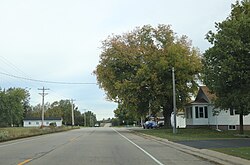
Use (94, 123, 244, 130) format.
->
(94, 123, 100, 127)
(143, 121, 157, 129)
(157, 120, 164, 128)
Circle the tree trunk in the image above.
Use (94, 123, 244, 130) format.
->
(239, 111, 244, 135)
(163, 104, 173, 129)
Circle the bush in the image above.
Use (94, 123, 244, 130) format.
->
(49, 122, 57, 127)
(0, 130, 9, 140)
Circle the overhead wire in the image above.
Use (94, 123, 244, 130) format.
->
(0, 71, 97, 85)
(0, 56, 98, 109)
(0, 56, 35, 87)
(0, 56, 31, 78)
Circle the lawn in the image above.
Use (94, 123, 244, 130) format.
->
(135, 128, 250, 141)
(0, 126, 77, 142)
(212, 147, 250, 160)
(134, 128, 250, 160)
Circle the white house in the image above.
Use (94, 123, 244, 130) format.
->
(185, 86, 250, 130)
(23, 117, 63, 127)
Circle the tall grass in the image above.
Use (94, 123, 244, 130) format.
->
(0, 126, 74, 142)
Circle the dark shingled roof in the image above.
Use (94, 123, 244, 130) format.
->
(188, 86, 216, 104)
(23, 117, 62, 121)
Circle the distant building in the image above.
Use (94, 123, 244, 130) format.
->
(185, 86, 250, 130)
(23, 117, 63, 127)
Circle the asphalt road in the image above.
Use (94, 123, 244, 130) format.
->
(0, 127, 216, 165)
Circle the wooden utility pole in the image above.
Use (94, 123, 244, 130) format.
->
(38, 87, 49, 127)
(71, 99, 76, 126)
(172, 67, 177, 134)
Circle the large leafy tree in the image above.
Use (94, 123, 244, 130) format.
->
(95, 24, 201, 127)
(0, 87, 30, 126)
(203, 0, 250, 134)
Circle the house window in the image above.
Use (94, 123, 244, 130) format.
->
(204, 106, 208, 118)
(28, 122, 31, 125)
(195, 106, 208, 118)
(228, 125, 236, 130)
(46, 122, 49, 125)
(36, 122, 39, 125)
(199, 107, 204, 118)
(195, 107, 199, 118)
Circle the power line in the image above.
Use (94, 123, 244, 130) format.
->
(0, 71, 97, 85)
(0, 56, 31, 78)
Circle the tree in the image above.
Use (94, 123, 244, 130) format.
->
(95, 24, 201, 128)
(203, 0, 250, 134)
(45, 100, 75, 125)
(74, 109, 84, 126)
(84, 111, 97, 127)
(46, 101, 63, 118)
(0, 87, 30, 127)
(114, 103, 138, 125)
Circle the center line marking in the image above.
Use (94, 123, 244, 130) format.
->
(112, 128, 164, 165)
(18, 159, 32, 165)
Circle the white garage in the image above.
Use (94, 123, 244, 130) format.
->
(23, 117, 63, 127)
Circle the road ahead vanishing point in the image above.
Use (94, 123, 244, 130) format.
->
(0, 127, 215, 165)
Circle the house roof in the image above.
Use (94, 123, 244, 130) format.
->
(23, 117, 62, 121)
(199, 86, 216, 102)
(188, 86, 216, 104)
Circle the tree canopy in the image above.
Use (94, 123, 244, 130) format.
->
(203, 0, 250, 133)
(95, 24, 202, 127)
(0, 87, 30, 127)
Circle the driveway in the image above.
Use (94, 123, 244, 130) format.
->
(176, 139, 250, 149)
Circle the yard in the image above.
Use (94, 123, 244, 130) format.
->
(134, 128, 250, 160)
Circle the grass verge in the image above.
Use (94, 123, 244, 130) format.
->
(0, 126, 79, 142)
(135, 128, 250, 141)
(212, 147, 250, 160)
(134, 128, 250, 160)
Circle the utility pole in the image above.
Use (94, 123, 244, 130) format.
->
(83, 109, 87, 127)
(172, 67, 177, 134)
(71, 99, 76, 126)
(38, 87, 49, 127)
(90, 115, 92, 127)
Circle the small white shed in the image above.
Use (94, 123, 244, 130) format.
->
(23, 117, 63, 127)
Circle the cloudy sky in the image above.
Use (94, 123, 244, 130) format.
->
(0, 0, 236, 120)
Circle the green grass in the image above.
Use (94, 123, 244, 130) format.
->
(134, 128, 250, 160)
(0, 126, 77, 142)
(212, 147, 250, 160)
(135, 128, 250, 141)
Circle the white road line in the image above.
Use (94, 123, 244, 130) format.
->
(112, 128, 164, 165)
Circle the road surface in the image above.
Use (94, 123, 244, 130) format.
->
(0, 127, 215, 165)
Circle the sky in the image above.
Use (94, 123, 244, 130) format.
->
(0, 0, 236, 120)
